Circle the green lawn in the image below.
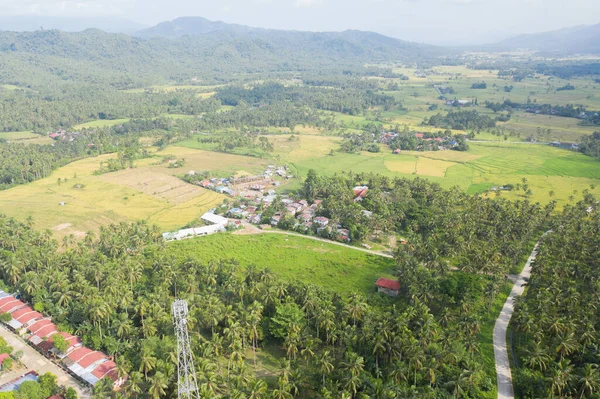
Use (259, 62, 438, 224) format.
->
(166, 233, 397, 294)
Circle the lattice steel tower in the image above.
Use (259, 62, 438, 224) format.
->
(172, 299, 200, 399)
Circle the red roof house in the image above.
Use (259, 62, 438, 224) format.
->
(27, 319, 53, 335)
(66, 347, 94, 363)
(375, 278, 401, 296)
(92, 360, 117, 380)
(0, 296, 16, 308)
(77, 351, 107, 369)
(0, 299, 26, 313)
(33, 324, 58, 339)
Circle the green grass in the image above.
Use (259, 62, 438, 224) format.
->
(74, 118, 130, 129)
(166, 233, 397, 294)
(0, 131, 39, 140)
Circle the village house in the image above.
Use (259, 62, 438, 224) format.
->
(298, 213, 313, 223)
(286, 205, 299, 216)
(337, 228, 350, 242)
(248, 214, 262, 224)
(271, 215, 281, 225)
(314, 216, 329, 227)
(375, 278, 401, 296)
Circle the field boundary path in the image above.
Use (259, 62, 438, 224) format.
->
(236, 223, 395, 259)
(494, 233, 547, 399)
(0, 324, 91, 398)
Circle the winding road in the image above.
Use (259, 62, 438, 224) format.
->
(494, 235, 545, 399)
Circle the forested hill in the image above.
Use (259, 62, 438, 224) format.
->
(0, 27, 447, 88)
(485, 23, 600, 55)
(135, 16, 263, 37)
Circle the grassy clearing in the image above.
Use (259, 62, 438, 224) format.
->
(0, 131, 39, 140)
(73, 118, 131, 129)
(166, 233, 397, 294)
(0, 152, 225, 239)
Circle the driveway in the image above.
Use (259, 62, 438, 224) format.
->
(0, 324, 91, 398)
(494, 238, 542, 399)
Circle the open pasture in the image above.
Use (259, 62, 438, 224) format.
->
(166, 233, 397, 294)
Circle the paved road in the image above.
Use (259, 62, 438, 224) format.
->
(235, 223, 395, 259)
(494, 238, 542, 399)
(0, 324, 91, 398)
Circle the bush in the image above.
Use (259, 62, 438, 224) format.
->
(2, 357, 13, 370)
(0, 313, 11, 323)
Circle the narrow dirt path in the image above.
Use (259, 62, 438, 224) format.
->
(494, 236, 545, 399)
(0, 324, 91, 398)
(234, 223, 394, 259)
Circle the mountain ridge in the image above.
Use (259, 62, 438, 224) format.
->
(484, 23, 600, 54)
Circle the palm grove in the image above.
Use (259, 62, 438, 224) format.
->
(3, 170, 589, 398)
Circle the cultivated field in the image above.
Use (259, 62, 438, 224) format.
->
(166, 233, 397, 294)
(175, 133, 600, 208)
(0, 152, 225, 239)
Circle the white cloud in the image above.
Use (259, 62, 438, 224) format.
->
(0, 0, 135, 16)
(295, 0, 322, 8)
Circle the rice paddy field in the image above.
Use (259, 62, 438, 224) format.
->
(174, 132, 600, 208)
(166, 233, 397, 294)
(382, 65, 599, 142)
(0, 151, 225, 240)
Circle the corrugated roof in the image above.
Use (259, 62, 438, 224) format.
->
(0, 299, 25, 313)
(66, 347, 93, 363)
(375, 278, 401, 291)
(92, 360, 117, 379)
(34, 324, 57, 339)
(27, 319, 53, 334)
(77, 351, 106, 369)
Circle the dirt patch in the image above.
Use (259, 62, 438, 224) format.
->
(100, 169, 207, 205)
(233, 224, 263, 235)
(52, 223, 72, 231)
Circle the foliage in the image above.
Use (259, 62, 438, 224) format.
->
(512, 196, 600, 398)
(424, 110, 498, 131)
(217, 83, 401, 116)
(579, 132, 600, 158)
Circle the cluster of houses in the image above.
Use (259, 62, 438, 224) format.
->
(0, 290, 124, 390)
(445, 99, 473, 107)
(162, 212, 228, 241)
(193, 166, 291, 198)
(235, 186, 370, 243)
(48, 130, 82, 142)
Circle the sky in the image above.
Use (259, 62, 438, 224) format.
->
(0, 0, 598, 45)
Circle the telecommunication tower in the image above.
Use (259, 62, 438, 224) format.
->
(172, 299, 200, 399)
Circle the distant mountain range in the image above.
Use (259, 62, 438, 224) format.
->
(135, 16, 261, 38)
(485, 23, 600, 55)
